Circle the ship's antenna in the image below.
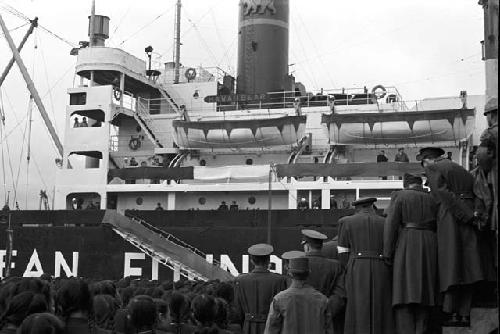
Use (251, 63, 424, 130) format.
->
(173, 0, 182, 84)
(89, 0, 96, 47)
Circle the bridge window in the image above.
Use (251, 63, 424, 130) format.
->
(69, 92, 86, 105)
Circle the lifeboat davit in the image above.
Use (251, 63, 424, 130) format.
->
(173, 115, 307, 149)
(321, 108, 475, 146)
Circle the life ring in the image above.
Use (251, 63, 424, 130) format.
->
(371, 85, 387, 99)
(129, 137, 141, 150)
(185, 68, 197, 81)
(113, 88, 122, 101)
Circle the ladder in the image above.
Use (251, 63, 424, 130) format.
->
(102, 210, 234, 282)
(134, 99, 165, 148)
(287, 135, 309, 164)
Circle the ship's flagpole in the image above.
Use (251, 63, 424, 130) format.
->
(267, 164, 273, 244)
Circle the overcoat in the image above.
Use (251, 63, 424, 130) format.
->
(233, 268, 288, 334)
(383, 187, 439, 306)
(425, 158, 485, 291)
(337, 210, 395, 334)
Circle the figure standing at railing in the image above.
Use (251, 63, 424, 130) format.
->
(73, 117, 80, 128)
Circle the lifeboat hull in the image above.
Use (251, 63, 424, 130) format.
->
(321, 108, 475, 146)
(173, 115, 307, 149)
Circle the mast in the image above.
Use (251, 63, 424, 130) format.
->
(0, 14, 64, 157)
(173, 0, 182, 84)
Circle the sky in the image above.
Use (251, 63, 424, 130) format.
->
(0, 0, 487, 209)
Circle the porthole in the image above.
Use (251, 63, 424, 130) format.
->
(198, 197, 206, 205)
(248, 196, 256, 205)
(136, 197, 143, 205)
(200, 159, 206, 166)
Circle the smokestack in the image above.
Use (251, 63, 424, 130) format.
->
(236, 0, 290, 95)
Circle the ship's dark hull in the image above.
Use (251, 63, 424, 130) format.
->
(0, 209, 348, 280)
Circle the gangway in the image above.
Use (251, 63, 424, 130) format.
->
(101, 210, 234, 281)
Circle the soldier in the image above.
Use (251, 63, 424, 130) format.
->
(476, 97, 497, 230)
(281, 250, 304, 276)
(417, 147, 485, 325)
(233, 244, 288, 334)
(337, 197, 395, 334)
(322, 235, 339, 261)
(301, 230, 345, 332)
(383, 173, 439, 334)
(264, 256, 333, 334)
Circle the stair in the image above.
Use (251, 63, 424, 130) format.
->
(287, 135, 309, 164)
(101, 210, 234, 282)
(442, 308, 498, 334)
(134, 99, 165, 148)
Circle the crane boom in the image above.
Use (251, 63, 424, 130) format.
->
(0, 17, 38, 87)
(0, 14, 63, 158)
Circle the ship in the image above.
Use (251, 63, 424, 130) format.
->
(0, 0, 495, 283)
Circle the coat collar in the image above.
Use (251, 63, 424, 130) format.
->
(251, 267, 270, 274)
(305, 250, 324, 257)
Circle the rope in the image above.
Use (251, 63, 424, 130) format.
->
(0, 3, 76, 47)
(37, 32, 60, 134)
(0, 88, 20, 202)
(119, 4, 176, 46)
(0, 89, 7, 202)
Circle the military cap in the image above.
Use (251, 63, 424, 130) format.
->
(281, 250, 305, 260)
(484, 97, 498, 115)
(352, 197, 377, 207)
(403, 173, 423, 187)
(248, 243, 273, 256)
(415, 147, 445, 161)
(301, 229, 327, 241)
(288, 256, 309, 273)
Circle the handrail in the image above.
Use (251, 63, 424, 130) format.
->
(125, 212, 222, 267)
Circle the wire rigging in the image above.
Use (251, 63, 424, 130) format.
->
(119, 4, 176, 46)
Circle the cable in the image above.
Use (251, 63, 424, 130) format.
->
(0, 3, 76, 47)
(119, 4, 176, 46)
(0, 21, 28, 36)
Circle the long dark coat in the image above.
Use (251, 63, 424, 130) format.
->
(233, 268, 288, 334)
(383, 187, 439, 306)
(338, 210, 395, 334)
(425, 158, 485, 292)
(305, 250, 346, 333)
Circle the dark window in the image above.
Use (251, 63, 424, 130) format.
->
(245, 158, 253, 165)
(69, 92, 87, 105)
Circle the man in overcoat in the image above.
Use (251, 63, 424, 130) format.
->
(383, 173, 439, 334)
(233, 243, 288, 334)
(417, 147, 485, 325)
(301, 229, 346, 333)
(264, 256, 333, 334)
(337, 198, 395, 334)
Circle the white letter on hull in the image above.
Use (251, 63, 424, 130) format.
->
(270, 255, 282, 274)
(55, 252, 79, 278)
(124, 252, 145, 278)
(23, 249, 44, 277)
(220, 255, 239, 277)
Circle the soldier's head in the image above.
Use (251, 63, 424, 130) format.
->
(416, 147, 445, 167)
(484, 98, 498, 126)
(352, 197, 377, 212)
(403, 173, 423, 189)
(287, 256, 309, 281)
(248, 244, 273, 269)
(281, 251, 305, 273)
(301, 230, 327, 252)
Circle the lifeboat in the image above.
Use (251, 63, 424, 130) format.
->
(321, 108, 475, 146)
(173, 115, 307, 149)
